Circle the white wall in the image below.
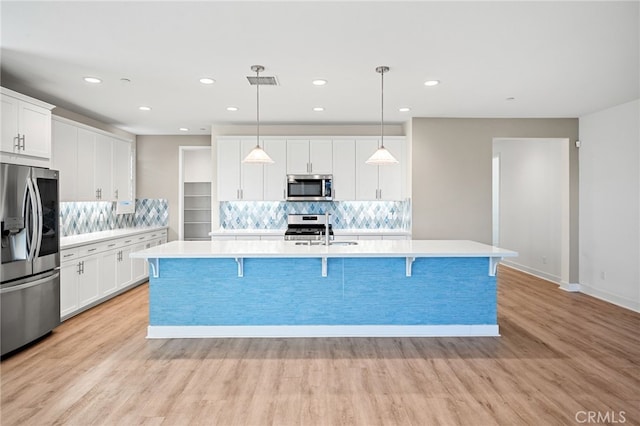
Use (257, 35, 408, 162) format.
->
(579, 99, 640, 312)
(493, 138, 569, 284)
(410, 118, 580, 282)
(136, 135, 211, 241)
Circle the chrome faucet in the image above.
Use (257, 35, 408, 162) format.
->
(324, 212, 330, 246)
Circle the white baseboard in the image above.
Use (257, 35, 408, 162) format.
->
(578, 284, 640, 313)
(501, 260, 562, 285)
(560, 282, 581, 292)
(147, 324, 500, 339)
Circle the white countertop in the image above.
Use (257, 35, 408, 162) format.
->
(209, 228, 411, 237)
(131, 239, 517, 259)
(61, 226, 168, 249)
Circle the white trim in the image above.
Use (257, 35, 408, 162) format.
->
(147, 324, 500, 339)
(578, 283, 640, 313)
(559, 282, 581, 292)
(501, 260, 562, 285)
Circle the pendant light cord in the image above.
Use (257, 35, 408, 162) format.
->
(380, 68, 384, 149)
(256, 68, 260, 149)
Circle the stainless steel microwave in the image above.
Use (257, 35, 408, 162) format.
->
(286, 174, 333, 201)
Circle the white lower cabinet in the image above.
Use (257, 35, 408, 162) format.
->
(60, 229, 167, 321)
(60, 261, 80, 318)
(98, 248, 118, 297)
(76, 256, 99, 307)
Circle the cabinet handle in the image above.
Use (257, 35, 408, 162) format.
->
(108, 243, 116, 248)
(80, 261, 85, 274)
(63, 253, 75, 258)
(77, 262, 82, 275)
(124, 240, 132, 244)
(138, 236, 145, 240)
(14, 135, 21, 150)
(115, 189, 119, 200)
(87, 248, 97, 252)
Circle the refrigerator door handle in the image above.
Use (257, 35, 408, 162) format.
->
(31, 177, 44, 259)
(0, 271, 60, 294)
(24, 177, 39, 262)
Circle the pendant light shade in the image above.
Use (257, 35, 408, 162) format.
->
(243, 65, 274, 164)
(366, 65, 398, 165)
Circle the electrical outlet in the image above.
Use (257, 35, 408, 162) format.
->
(600, 271, 606, 280)
(542, 256, 547, 265)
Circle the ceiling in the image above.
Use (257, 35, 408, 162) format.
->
(1, 1, 638, 136)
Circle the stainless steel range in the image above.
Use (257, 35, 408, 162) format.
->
(284, 214, 333, 241)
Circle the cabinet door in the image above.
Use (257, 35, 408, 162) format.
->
(52, 120, 79, 201)
(240, 139, 264, 200)
(217, 139, 241, 201)
(130, 244, 146, 283)
(77, 129, 97, 200)
(286, 139, 309, 174)
(118, 246, 134, 288)
(98, 249, 118, 297)
(263, 139, 287, 201)
(60, 262, 79, 318)
(77, 256, 99, 307)
(19, 101, 51, 159)
(309, 140, 332, 174)
(332, 140, 356, 200)
(1, 95, 19, 153)
(94, 134, 112, 200)
(112, 139, 132, 201)
(355, 140, 380, 200)
(378, 138, 404, 200)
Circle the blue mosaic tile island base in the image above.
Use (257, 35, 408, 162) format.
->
(148, 256, 498, 337)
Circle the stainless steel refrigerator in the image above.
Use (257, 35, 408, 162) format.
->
(1, 163, 60, 356)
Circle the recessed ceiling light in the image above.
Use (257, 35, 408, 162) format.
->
(226, 106, 239, 111)
(199, 78, 215, 85)
(312, 79, 327, 86)
(424, 80, 440, 87)
(83, 77, 102, 84)
(399, 107, 411, 112)
(179, 128, 189, 132)
(313, 107, 325, 112)
(138, 106, 152, 111)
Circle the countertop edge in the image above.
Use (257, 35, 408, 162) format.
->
(61, 226, 169, 249)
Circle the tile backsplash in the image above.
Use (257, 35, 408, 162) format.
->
(219, 200, 411, 230)
(60, 199, 169, 236)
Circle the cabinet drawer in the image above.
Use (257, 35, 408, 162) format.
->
(60, 249, 79, 263)
(77, 243, 105, 257)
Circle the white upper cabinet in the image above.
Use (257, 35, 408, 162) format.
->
(52, 117, 133, 202)
(1, 88, 54, 167)
(355, 137, 405, 201)
(112, 139, 133, 201)
(52, 120, 79, 201)
(286, 139, 332, 174)
(217, 138, 265, 201)
(263, 139, 287, 201)
(332, 139, 356, 201)
(216, 136, 406, 202)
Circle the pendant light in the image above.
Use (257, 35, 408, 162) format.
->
(366, 66, 398, 165)
(243, 65, 274, 163)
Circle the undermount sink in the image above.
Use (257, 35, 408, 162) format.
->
(329, 241, 358, 246)
(293, 241, 358, 246)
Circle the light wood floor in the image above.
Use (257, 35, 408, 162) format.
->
(1, 266, 639, 425)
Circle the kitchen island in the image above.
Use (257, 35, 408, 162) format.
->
(131, 240, 517, 338)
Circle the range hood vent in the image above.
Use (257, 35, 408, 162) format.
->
(246, 75, 279, 86)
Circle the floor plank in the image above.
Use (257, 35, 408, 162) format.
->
(1, 265, 639, 425)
